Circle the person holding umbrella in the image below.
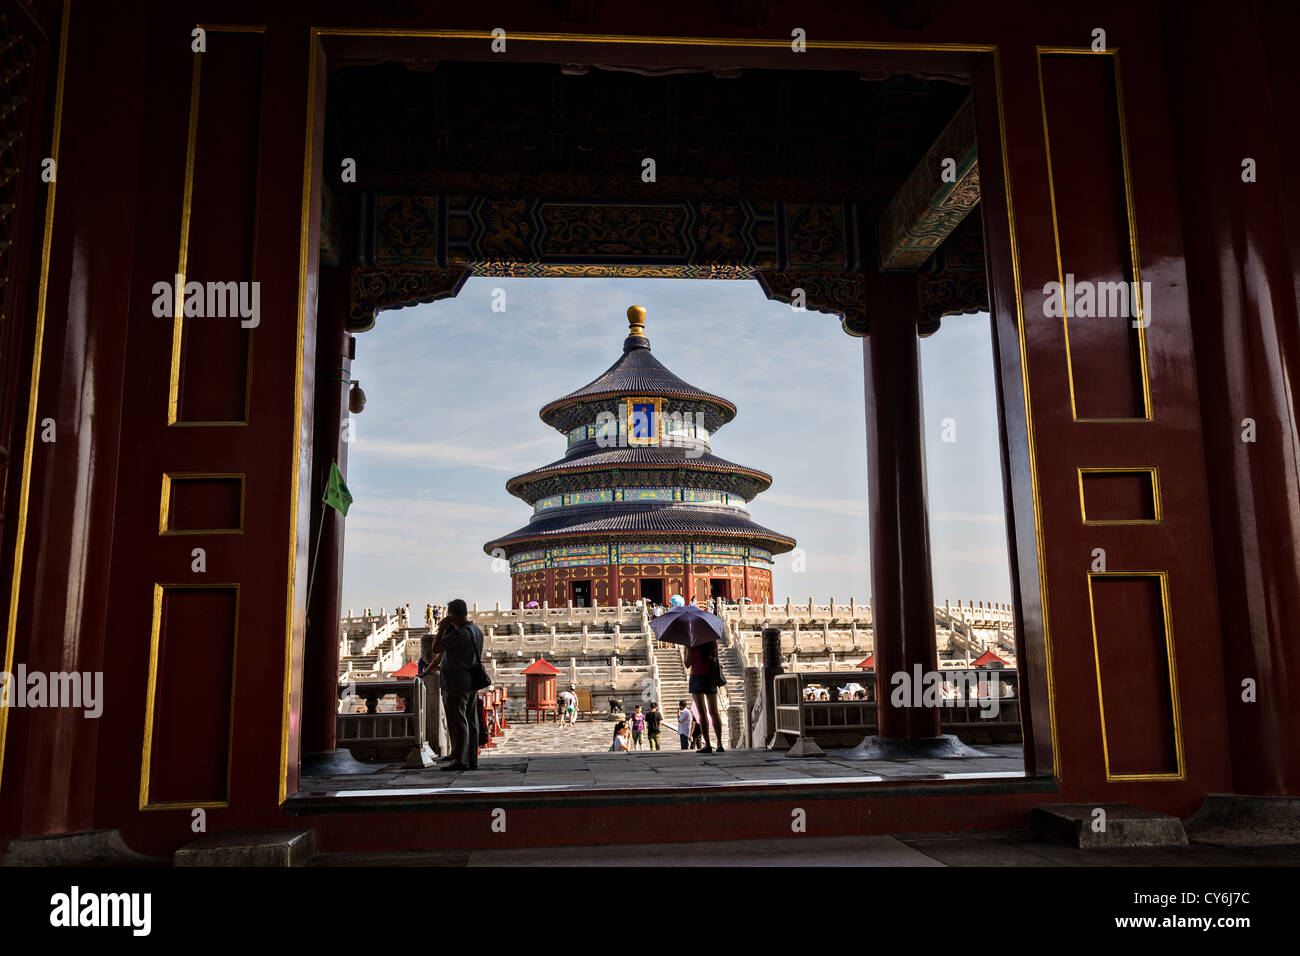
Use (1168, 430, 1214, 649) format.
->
(650, 600, 727, 753)
(686, 641, 725, 752)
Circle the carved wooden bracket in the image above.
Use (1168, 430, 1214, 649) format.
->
(876, 97, 980, 271)
(756, 271, 868, 336)
(918, 273, 989, 336)
(916, 210, 989, 335)
(349, 267, 469, 332)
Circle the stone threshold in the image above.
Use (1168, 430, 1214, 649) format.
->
(284, 771, 1058, 814)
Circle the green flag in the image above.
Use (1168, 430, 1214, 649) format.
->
(322, 461, 353, 516)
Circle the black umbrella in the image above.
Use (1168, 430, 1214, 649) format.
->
(650, 604, 725, 648)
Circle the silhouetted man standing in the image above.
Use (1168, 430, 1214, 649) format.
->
(434, 598, 484, 771)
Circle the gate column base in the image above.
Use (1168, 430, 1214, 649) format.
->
(301, 748, 375, 776)
(845, 734, 979, 760)
(785, 738, 825, 757)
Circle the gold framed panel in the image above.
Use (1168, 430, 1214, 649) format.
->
(167, 25, 267, 428)
(624, 396, 664, 446)
(140, 582, 241, 810)
(1077, 465, 1162, 525)
(276, 27, 1059, 799)
(1085, 570, 1185, 782)
(1035, 47, 1153, 424)
(159, 471, 247, 535)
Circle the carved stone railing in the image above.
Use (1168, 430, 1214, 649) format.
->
(722, 598, 1014, 630)
(471, 602, 645, 629)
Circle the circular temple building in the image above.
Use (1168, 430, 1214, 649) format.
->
(484, 306, 796, 608)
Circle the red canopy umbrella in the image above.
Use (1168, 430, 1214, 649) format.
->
(854, 654, 874, 670)
(391, 661, 419, 678)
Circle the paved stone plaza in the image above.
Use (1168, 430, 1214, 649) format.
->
(486, 716, 675, 756)
(301, 735, 1027, 795)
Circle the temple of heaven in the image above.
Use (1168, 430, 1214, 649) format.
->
(484, 306, 796, 609)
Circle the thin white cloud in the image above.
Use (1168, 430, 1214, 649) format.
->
(934, 547, 1013, 565)
(762, 493, 868, 517)
(932, 511, 1006, 525)
(350, 436, 554, 472)
(762, 494, 1003, 528)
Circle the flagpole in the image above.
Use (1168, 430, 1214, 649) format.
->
(308, 462, 352, 630)
(305, 467, 335, 617)
(305, 503, 329, 616)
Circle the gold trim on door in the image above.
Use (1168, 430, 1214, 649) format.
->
(167, 25, 266, 427)
(1086, 570, 1185, 782)
(140, 583, 240, 810)
(159, 472, 247, 535)
(1035, 47, 1153, 424)
(1077, 466, 1162, 525)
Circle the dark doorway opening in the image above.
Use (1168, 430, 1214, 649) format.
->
(571, 580, 591, 607)
(710, 578, 730, 600)
(640, 578, 664, 606)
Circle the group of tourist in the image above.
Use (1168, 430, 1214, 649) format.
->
(646, 596, 736, 618)
(803, 687, 871, 702)
(359, 604, 414, 624)
(609, 696, 724, 753)
(609, 639, 728, 754)
(410, 595, 732, 768)
(357, 602, 452, 629)
(610, 702, 663, 751)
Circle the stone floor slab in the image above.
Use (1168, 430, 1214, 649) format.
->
(466, 834, 944, 867)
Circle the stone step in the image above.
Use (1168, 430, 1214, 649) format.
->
(175, 829, 316, 867)
(1031, 804, 1187, 849)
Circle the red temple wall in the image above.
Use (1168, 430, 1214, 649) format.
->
(6, 0, 1300, 860)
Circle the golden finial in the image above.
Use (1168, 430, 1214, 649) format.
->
(627, 305, 647, 338)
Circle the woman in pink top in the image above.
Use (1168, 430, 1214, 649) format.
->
(686, 641, 725, 753)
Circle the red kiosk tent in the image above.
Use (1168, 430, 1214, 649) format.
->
(390, 661, 418, 678)
(855, 655, 874, 671)
(522, 658, 562, 723)
(970, 650, 1009, 669)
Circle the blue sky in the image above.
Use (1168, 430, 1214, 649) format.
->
(339, 277, 1012, 613)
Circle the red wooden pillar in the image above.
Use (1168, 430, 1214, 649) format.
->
(862, 273, 942, 741)
(0, 1, 142, 838)
(1166, 0, 1300, 795)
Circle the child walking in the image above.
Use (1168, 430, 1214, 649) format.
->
(630, 705, 646, 750)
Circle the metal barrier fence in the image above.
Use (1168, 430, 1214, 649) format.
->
(336, 677, 425, 761)
(772, 669, 1022, 751)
